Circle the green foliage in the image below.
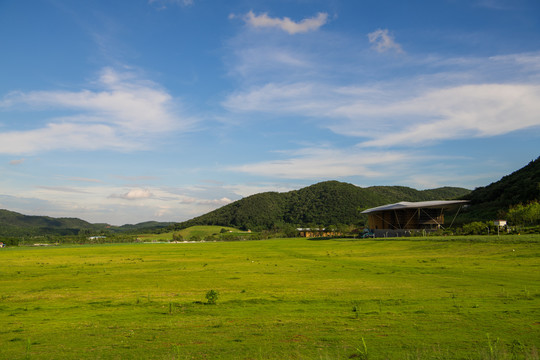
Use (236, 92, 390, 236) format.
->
(461, 221, 490, 235)
(507, 201, 540, 226)
(205, 290, 219, 305)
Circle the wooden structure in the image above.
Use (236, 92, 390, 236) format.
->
(361, 200, 468, 232)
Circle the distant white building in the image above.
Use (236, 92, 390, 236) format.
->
(494, 220, 507, 227)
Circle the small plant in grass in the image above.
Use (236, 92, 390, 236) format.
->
(205, 290, 219, 305)
(486, 333, 501, 360)
(350, 337, 368, 359)
(25, 338, 31, 360)
(352, 304, 360, 319)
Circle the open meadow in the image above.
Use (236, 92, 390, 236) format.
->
(1, 235, 539, 359)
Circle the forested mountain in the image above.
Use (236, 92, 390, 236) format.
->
(171, 181, 470, 231)
(0, 209, 98, 236)
(0, 209, 171, 237)
(459, 156, 540, 221)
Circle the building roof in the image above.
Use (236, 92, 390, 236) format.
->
(361, 200, 469, 214)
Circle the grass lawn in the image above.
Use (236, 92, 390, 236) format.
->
(136, 225, 248, 242)
(0, 235, 539, 359)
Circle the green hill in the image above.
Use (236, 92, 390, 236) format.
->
(0, 209, 171, 237)
(171, 181, 471, 231)
(0, 209, 98, 236)
(459, 156, 540, 221)
(113, 221, 174, 233)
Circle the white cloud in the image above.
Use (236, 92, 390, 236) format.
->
(0, 67, 194, 155)
(111, 188, 154, 200)
(223, 82, 329, 114)
(368, 29, 404, 54)
(223, 74, 540, 148)
(0, 123, 133, 154)
(356, 83, 540, 147)
(229, 147, 407, 179)
(198, 197, 233, 206)
(242, 11, 328, 34)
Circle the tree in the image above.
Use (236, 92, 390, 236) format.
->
(172, 233, 183, 241)
(507, 201, 540, 226)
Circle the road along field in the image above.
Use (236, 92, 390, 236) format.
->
(0, 236, 539, 359)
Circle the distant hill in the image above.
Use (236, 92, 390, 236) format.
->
(113, 221, 174, 232)
(0, 209, 98, 236)
(459, 156, 540, 221)
(171, 181, 470, 231)
(0, 209, 172, 237)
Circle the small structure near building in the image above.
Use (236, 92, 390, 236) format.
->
(494, 220, 507, 228)
(493, 219, 508, 235)
(361, 200, 469, 237)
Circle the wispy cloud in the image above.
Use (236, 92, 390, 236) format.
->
(368, 29, 404, 54)
(68, 177, 103, 183)
(229, 147, 406, 179)
(0, 68, 195, 155)
(36, 186, 89, 194)
(198, 197, 233, 206)
(357, 83, 540, 147)
(149, 0, 193, 9)
(110, 188, 154, 200)
(223, 52, 540, 147)
(9, 158, 25, 166)
(239, 11, 328, 34)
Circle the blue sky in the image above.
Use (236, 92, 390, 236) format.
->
(1, 0, 539, 225)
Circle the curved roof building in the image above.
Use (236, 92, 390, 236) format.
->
(361, 200, 469, 232)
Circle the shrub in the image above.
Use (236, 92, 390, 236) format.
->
(172, 233, 183, 241)
(205, 290, 219, 305)
(461, 221, 489, 235)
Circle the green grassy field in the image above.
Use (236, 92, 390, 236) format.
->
(1, 236, 539, 359)
(137, 225, 251, 242)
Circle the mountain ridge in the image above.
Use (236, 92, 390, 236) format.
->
(0, 209, 172, 237)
